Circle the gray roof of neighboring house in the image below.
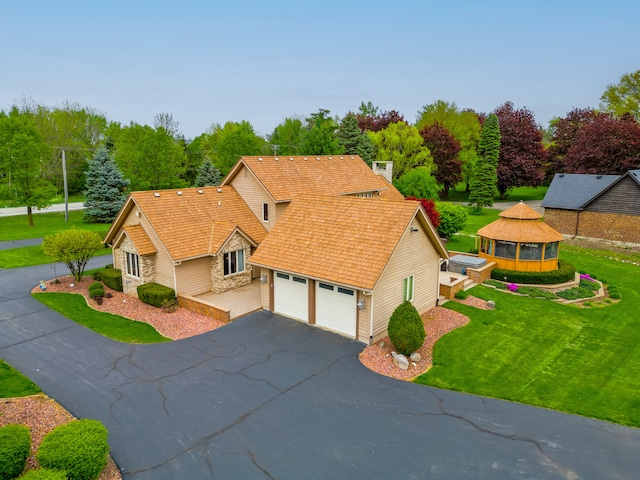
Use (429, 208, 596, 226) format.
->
(541, 173, 620, 210)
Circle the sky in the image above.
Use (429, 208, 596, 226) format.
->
(1, 0, 639, 139)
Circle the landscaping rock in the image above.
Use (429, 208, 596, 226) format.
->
(487, 300, 496, 310)
(377, 340, 386, 348)
(410, 352, 422, 363)
(392, 352, 409, 370)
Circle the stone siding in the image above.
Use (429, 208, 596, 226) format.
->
(545, 209, 640, 243)
(119, 237, 155, 297)
(466, 262, 496, 285)
(211, 233, 253, 293)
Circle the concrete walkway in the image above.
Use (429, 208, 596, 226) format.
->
(2, 261, 639, 479)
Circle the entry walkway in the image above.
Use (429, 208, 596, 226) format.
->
(194, 279, 262, 319)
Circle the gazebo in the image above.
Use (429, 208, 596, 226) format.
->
(477, 202, 564, 272)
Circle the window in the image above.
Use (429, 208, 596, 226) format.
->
(519, 243, 543, 260)
(276, 272, 289, 280)
(262, 203, 269, 222)
(338, 287, 354, 296)
(494, 240, 517, 259)
(319, 282, 334, 291)
(545, 242, 559, 260)
(292, 276, 307, 284)
(223, 249, 245, 276)
(402, 276, 414, 302)
(125, 252, 140, 278)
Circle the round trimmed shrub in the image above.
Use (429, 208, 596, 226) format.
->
(18, 469, 67, 480)
(0, 424, 30, 480)
(36, 419, 109, 480)
(387, 301, 426, 356)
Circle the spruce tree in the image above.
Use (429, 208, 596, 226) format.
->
(337, 113, 375, 165)
(469, 114, 500, 212)
(194, 160, 222, 187)
(83, 146, 130, 223)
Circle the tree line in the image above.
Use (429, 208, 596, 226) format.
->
(1, 70, 639, 223)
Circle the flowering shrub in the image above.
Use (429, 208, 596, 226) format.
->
(580, 273, 593, 281)
(507, 283, 518, 292)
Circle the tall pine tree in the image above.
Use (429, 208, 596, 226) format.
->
(337, 113, 375, 165)
(469, 114, 500, 212)
(83, 146, 130, 223)
(194, 160, 222, 187)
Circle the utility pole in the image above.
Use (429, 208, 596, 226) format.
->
(272, 144, 279, 156)
(62, 149, 69, 221)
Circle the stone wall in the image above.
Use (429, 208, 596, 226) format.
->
(466, 262, 496, 285)
(119, 237, 155, 297)
(545, 209, 640, 243)
(177, 294, 231, 323)
(211, 233, 253, 293)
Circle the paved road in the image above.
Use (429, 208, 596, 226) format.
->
(0, 202, 85, 217)
(1, 261, 639, 479)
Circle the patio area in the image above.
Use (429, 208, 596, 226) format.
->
(193, 279, 262, 320)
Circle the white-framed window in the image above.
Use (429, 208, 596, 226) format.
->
(262, 203, 269, 222)
(223, 249, 245, 276)
(125, 251, 140, 278)
(402, 275, 414, 302)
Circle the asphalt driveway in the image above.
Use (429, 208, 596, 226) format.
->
(1, 260, 639, 479)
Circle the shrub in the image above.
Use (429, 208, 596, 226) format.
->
(18, 469, 68, 480)
(88, 282, 105, 299)
(161, 298, 178, 313)
(89, 282, 102, 291)
(0, 424, 30, 480)
(579, 279, 599, 291)
(492, 261, 575, 285)
(92, 272, 102, 282)
(455, 290, 469, 300)
(101, 268, 123, 292)
(484, 279, 508, 290)
(516, 286, 558, 300)
(37, 419, 109, 480)
(608, 285, 622, 299)
(137, 283, 176, 308)
(435, 202, 468, 237)
(387, 301, 425, 356)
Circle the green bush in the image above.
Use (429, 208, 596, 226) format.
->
(92, 272, 101, 282)
(484, 279, 508, 290)
(492, 261, 576, 285)
(89, 282, 102, 291)
(455, 289, 469, 300)
(137, 283, 176, 308)
(579, 279, 599, 291)
(435, 202, 468, 237)
(18, 469, 68, 480)
(387, 301, 425, 356)
(608, 285, 622, 299)
(515, 286, 559, 300)
(101, 268, 122, 292)
(88, 287, 105, 299)
(37, 419, 109, 480)
(0, 424, 30, 480)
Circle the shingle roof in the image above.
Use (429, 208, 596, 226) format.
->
(105, 186, 267, 261)
(499, 201, 542, 220)
(541, 173, 620, 210)
(477, 218, 564, 243)
(121, 225, 156, 255)
(249, 196, 448, 290)
(222, 155, 404, 202)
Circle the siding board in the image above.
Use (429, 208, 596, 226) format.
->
(586, 177, 640, 216)
(230, 166, 277, 230)
(175, 257, 211, 296)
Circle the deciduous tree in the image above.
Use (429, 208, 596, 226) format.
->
(546, 108, 598, 179)
(469, 113, 500, 212)
(212, 121, 266, 174)
(267, 117, 304, 155)
(419, 122, 462, 199)
(337, 113, 375, 165)
(368, 122, 432, 180)
(299, 109, 343, 155)
(435, 202, 467, 238)
(393, 167, 440, 199)
(42, 229, 104, 282)
(600, 70, 640, 121)
(405, 196, 440, 228)
(83, 146, 130, 223)
(357, 107, 405, 132)
(494, 102, 545, 198)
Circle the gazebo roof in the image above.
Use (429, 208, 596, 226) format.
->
(499, 201, 542, 220)
(478, 202, 564, 243)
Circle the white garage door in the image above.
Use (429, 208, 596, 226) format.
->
(316, 282, 356, 337)
(274, 272, 308, 322)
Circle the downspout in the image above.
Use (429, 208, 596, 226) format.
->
(368, 294, 374, 345)
(572, 210, 581, 239)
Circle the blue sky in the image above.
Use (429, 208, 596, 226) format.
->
(2, 0, 638, 139)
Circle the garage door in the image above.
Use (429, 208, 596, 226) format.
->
(316, 282, 356, 337)
(274, 272, 308, 322)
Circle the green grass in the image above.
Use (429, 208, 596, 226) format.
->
(0, 245, 111, 269)
(0, 194, 84, 208)
(447, 184, 548, 203)
(0, 359, 41, 398)
(446, 207, 500, 253)
(0, 210, 109, 241)
(415, 248, 640, 428)
(34, 293, 171, 344)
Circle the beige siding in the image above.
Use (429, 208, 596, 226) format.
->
(275, 202, 289, 224)
(260, 268, 271, 310)
(230, 166, 276, 230)
(369, 221, 440, 343)
(356, 292, 372, 343)
(175, 257, 211, 296)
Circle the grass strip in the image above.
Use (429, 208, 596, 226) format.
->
(0, 359, 41, 398)
(0, 210, 109, 241)
(0, 245, 111, 269)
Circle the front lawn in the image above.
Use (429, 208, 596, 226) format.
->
(0, 359, 41, 398)
(0, 210, 109, 241)
(34, 293, 171, 344)
(416, 249, 640, 427)
(0, 245, 111, 269)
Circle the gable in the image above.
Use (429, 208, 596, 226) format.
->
(583, 174, 640, 216)
(116, 225, 157, 255)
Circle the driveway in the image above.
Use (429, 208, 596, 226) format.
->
(1, 261, 639, 479)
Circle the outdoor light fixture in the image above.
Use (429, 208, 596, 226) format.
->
(357, 298, 365, 311)
(260, 274, 268, 284)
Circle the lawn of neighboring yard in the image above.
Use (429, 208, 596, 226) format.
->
(34, 293, 171, 344)
(0, 210, 109, 241)
(0, 245, 111, 269)
(0, 359, 41, 398)
(443, 207, 501, 253)
(416, 249, 640, 428)
(447, 184, 548, 203)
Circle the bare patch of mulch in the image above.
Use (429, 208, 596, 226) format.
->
(359, 305, 472, 381)
(0, 395, 121, 479)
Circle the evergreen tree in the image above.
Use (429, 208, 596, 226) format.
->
(337, 114, 375, 165)
(469, 114, 500, 212)
(83, 146, 130, 223)
(194, 160, 222, 187)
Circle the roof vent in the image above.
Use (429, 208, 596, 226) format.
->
(153, 193, 160, 197)
(558, 174, 565, 178)
(216, 188, 222, 193)
(328, 157, 332, 160)
(135, 211, 141, 217)
(258, 157, 263, 161)
(340, 156, 344, 160)
(289, 157, 294, 161)
(316, 157, 320, 161)
(176, 191, 182, 196)
(197, 189, 204, 194)
(596, 175, 602, 179)
(274, 157, 279, 161)
(303, 157, 308, 161)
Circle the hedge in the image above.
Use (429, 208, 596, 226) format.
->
(18, 469, 68, 480)
(0, 424, 30, 480)
(137, 282, 176, 308)
(491, 261, 575, 285)
(37, 420, 109, 480)
(387, 301, 425, 356)
(101, 268, 123, 292)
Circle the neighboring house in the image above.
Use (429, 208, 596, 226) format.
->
(103, 186, 268, 296)
(220, 155, 404, 231)
(542, 170, 640, 243)
(249, 195, 449, 344)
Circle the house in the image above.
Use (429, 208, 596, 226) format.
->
(104, 155, 448, 342)
(477, 202, 563, 272)
(249, 195, 449, 344)
(542, 170, 640, 243)
(220, 155, 404, 230)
